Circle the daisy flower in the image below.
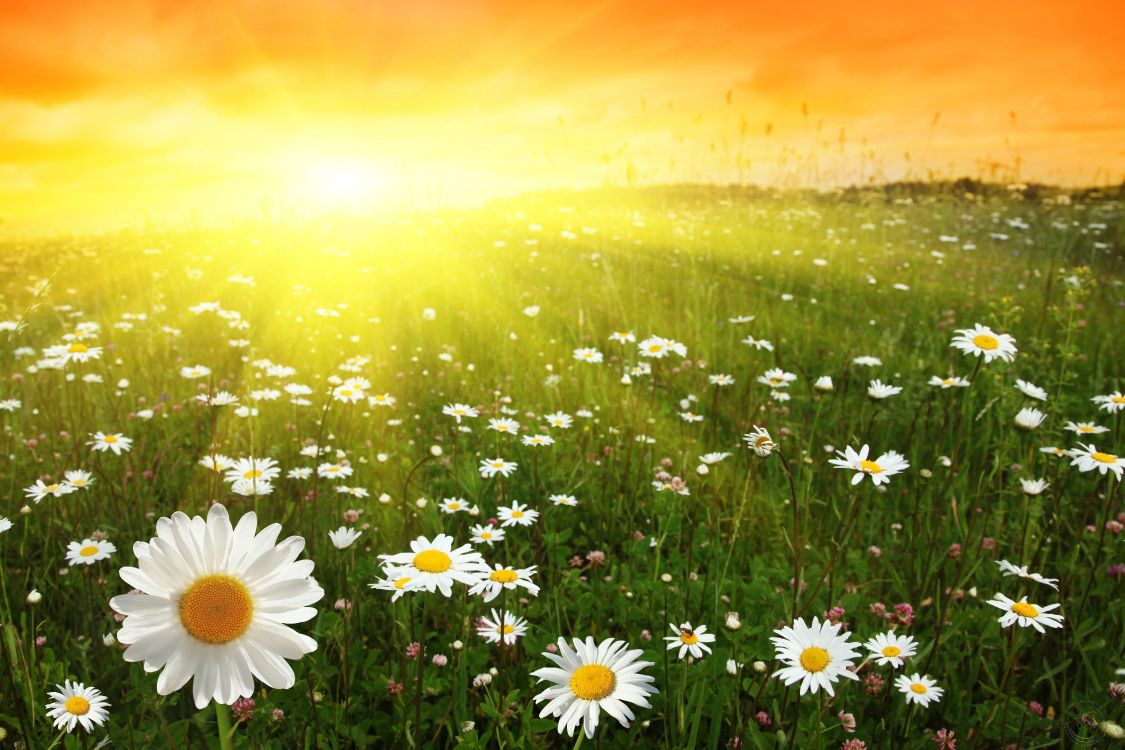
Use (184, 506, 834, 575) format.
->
(1039, 446, 1068, 457)
(477, 609, 528, 645)
(497, 502, 539, 527)
(181, 365, 212, 379)
(317, 463, 353, 479)
(1066, 421, 1109, 436)
(224, 456, 281, 484)
(369, 393, 395, 407)
(758, 368, 797, 388)
(199, 454, 233, 473)
(814, 375, 834, 392)
(742, 336, 774, 351)
(771, 617, 862, 696)
(550, 494, 578, 506)
(664, 622, 716, 660)
(1015, 379, 1048, 401)
(470, 524, 505, 545)
(379, 534, 485, 597)
(468, 564, 539, 602)
(867, 379, 902, 399)
(287, 467, 312, 480)
(828, 445, 909, 486)
(439, 497, 472, 514)
(986, 593, 1064, 633)
(929, 376, 969, 389)
(88, 432, 132, 455)
(66, 538, 116, 566)
(996, 560, 1059, 590)
(0, 517, 11, 534)
(709, 374, 735, 386)
(544, 411, 573, 428)
(522, 434, 554, 447)
(46, 341, 104, 364)
(45, 680, 110, 733)
(864, 631, 917, 668)
(24, 480, 78, 503)
(479, 458, 518, 478)
(64, 469, 95, 490)
(743, 426, 775, 457)
(1019, 478, 1049, 495)
(1093, 391, 1125, 414)
(442, 403, 478, 422)
(531, 636, 658, 739)
(699, 452, 732, 464)
(328, 527, 362, 550)
(574, 347, 604, 364)
(369, 566, 421, 602)
(109, 504, 324, 708)
(950, 323, 1017, 363)
(1067, 444, 1124, 479)
(853, 356, 883, 367)
(895, 673, 944, 708)
(1014, 408, 1047, 430)
(609, 331, 636, 343)
(488, 418, 520, 434)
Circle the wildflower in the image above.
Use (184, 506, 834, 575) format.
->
(929, 375, 969, 389)
(985, 593, 1064, 633)
(950, 323, 1017, 363)
(476, 610, 528, 645)
(46, 680, 110, 733)
(497, 502, 539, 527)
(378, 534, 485, 597)
(771, 617, 861, 696)
(1015, 379, 1047, 401)
(1019, 478, 1049, 495)
(470, 524, 505, 545)
(828, 445, 909, 486)
(743, 426, 775, 457)
(65, 539, 116, 566)
(1093, 391, 1125, 414)
(328, 527, 362, 550)
(468, 564, 540, 602)
(867, 380, 903, 399)
(995, 560, 1059, 590)
(442, 403, 479, 422)
(864, 631, 918, 668)
(88, 432, 132, 455)
(479, 458, 518, 478)
(895, 673, 943, 708)
(664, 622, 716, 660)
(1067, 444, 1124, 479)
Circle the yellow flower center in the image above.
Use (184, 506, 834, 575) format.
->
(67, 342, 89, 354)
(570, 664, 616, 700)
(448, 502, 461, 509)
(680, 631, 699, 645)
(942, 378, 953, 385)
(339, 389, 352, 397)
(972, 334, 999, 350)
(1092, 452, 1118, 464)
(179, 575, 253, 644)
(413, 549, 452, 573)
(799, 646, 830, 673)
(1011, 601, 1039, 618)
(480, 532, 493, 539)
(769, 378, 781, 386)
(500, 624, 514, 634)
(754, 436, 771, 448)
(910, 683, 927, 694)
(648, 345, 662, 353)
(394, 576, 411, 590)
(491, 462, 504, 468)
(47, 484, 60, 492)
(328, 467, 340, 473)
(103, 435, 118, 443)
(490, 569, 518, 584)
(1078, 425, 1095, 433)
(1113, 396, 1125, 404)
(860, 459, 883, 474)
(243, 469, 261, 478)
(882, 645, 901, 658)
(65, 696, 91, 715)
(511, 510, 525, 518)
(79, 545, 99, 557)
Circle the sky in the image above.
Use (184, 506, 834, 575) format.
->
(2, 0, 1124, 233)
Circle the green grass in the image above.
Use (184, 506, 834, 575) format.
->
(0, 184, 1122, 748)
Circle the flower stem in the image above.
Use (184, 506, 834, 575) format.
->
(214, 701, 234, 750)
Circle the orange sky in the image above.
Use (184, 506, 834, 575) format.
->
(2, 0, 1124, 233)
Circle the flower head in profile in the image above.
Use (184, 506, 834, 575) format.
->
(996, 560, 1058, 590)
(1014, 408, 1046, 430)
(531, 636, 658, 739)
(929, 375, 969, 389)
(828, 445, 909, 486)
(328, 527, 362, 550)
(1015, 379, 1047, 401)
(771, 617, 861, 696)
(950, 323, 1017, 363)
(743, 426, 775, 457)
(867, 379, 903, 399)
(46, 680, 110, 733)
(110, 504, 324, 709)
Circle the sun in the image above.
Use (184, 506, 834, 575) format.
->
(304, 160, 385, 205)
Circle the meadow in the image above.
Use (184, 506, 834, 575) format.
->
(0, 183, 1123, 749)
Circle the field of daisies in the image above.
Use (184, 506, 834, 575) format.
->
(0, 184, 1122, 749)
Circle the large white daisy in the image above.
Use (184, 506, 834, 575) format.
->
(379, 534, 485, 596)
(771, 617, 861, 696)
(109, 503, 324, 709)
(950, 323, 1017, 363)
(532, 636, 658, 739)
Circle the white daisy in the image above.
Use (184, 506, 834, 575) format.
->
(24, 480, 78, 503)
(743, 426, 775, 457)
(544, 411, 573, 428)
(771, 617, 862, 696)
(574, 347, 604, 364)
(470, 524, 506, 545)
(814, 376, 834, 392)
(950, 323, 1017, 363)
(439, 497, 472, 514)
(1066, 421, 1109, 436)
(867, 379, 903, 399)
(224, 456, 281, 484)
(664, 622, 716, 660)
(531, 636, 658, 739)
(1014, 408, 1047, 430)
(1067, 443, 1124, 479)
(65, 538, 116, 566)
(479, 458, 518, 478)
(328, 527, 362, 550)
(864, 631, 917, 668)
(45, 679, 110, 733)
(996, 560, 1059, 590)
(379, 534, 485, 597)
(1015, 379, 1047, 401)
(986, 593, 1064, 633)
(63, 469, 95, 490)
(522, 434, 555, 447)
(1019, 478, 1049, 495)
(369, 566, 422, 602)
(929, 375, 970, 389)
(476, 609, 528, 645)
(497, 502, 539, 528)
(1092, 391, 1125, 414)
(828, 445, 909, 486)
(549, 494, 578, 506)
(109, 504, 324, 709)
(317, 463, 353, 479)
(442, 403, 479, 422)
(895, 673, 943, 708)
(468, 564, 539, 602)
(88, 432, 132, 455)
